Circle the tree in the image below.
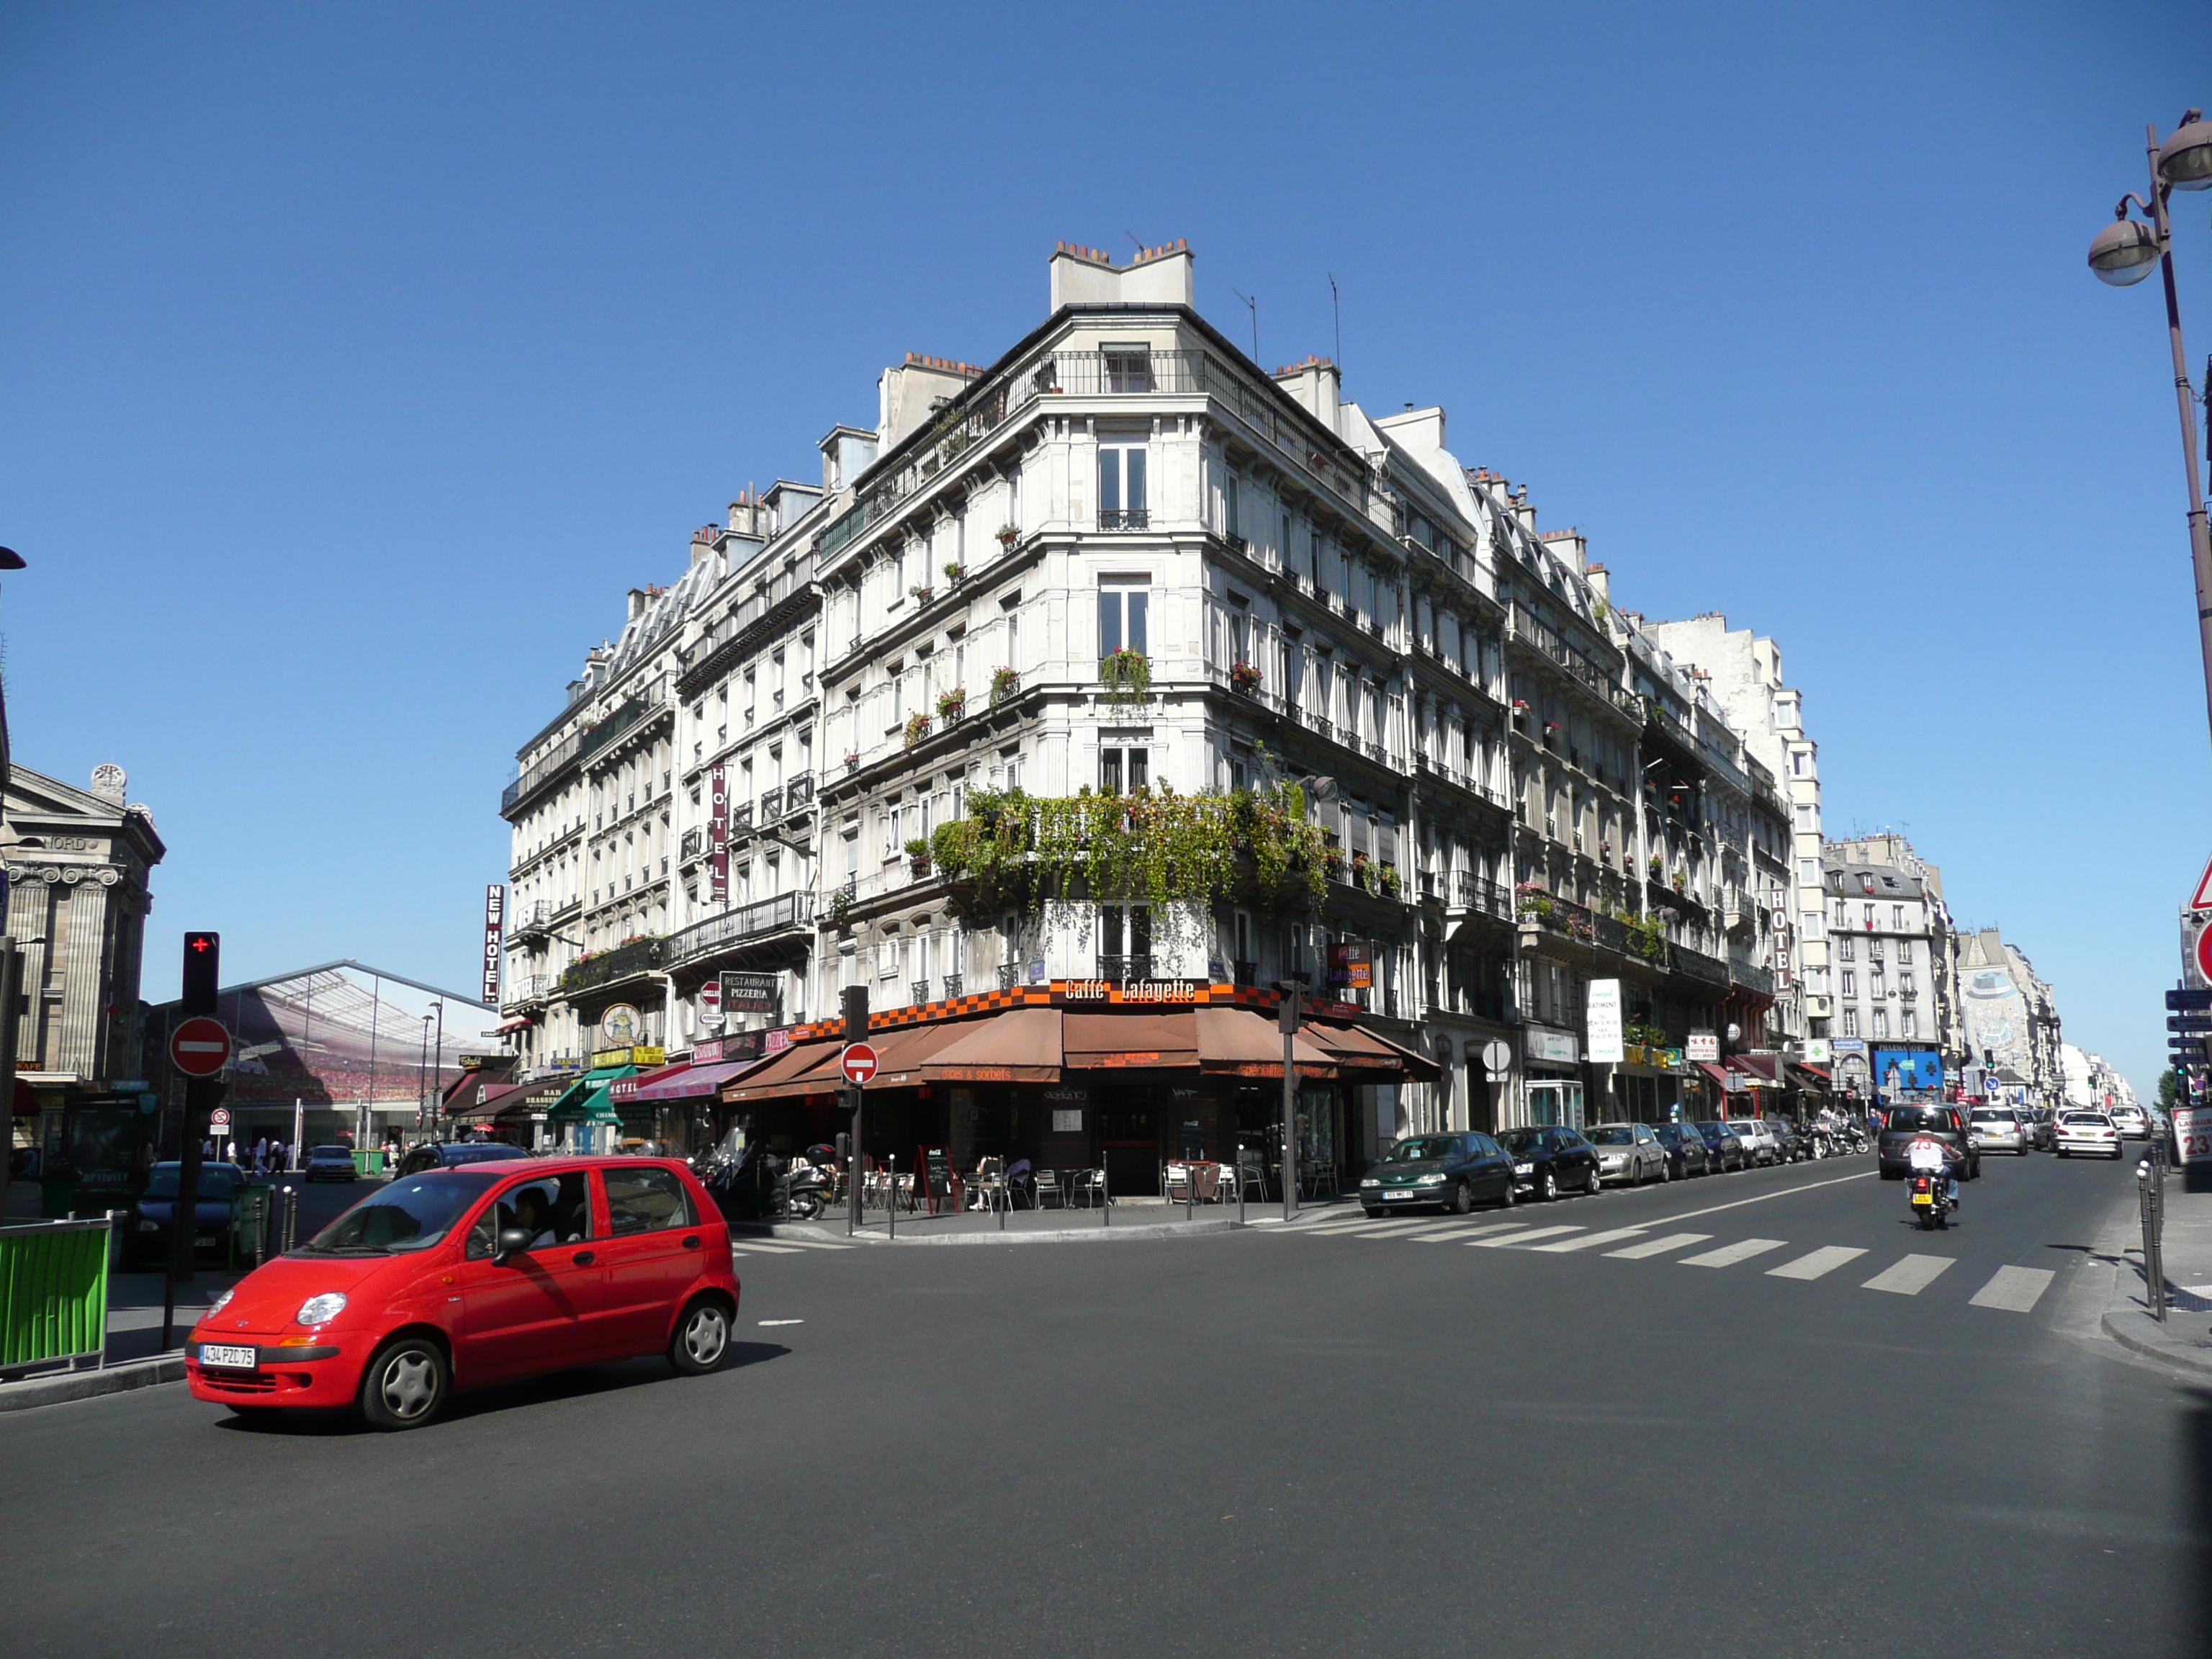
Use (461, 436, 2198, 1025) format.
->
(2158, 1068, 2182, 1110)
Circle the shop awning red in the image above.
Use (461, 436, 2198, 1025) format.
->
(493, 1015, 534, 1034)
(634, 1058, 759, 1102)
(1064, 1011, 1199, 1071)
(1695, 1061, 1731, 1088)
(923, 1007, 1064, 1082)
(1195, 1006, 1336, 1079)
(1302, 1020, 1441, 1081)
(860, 1020, 971, 1087)
(451, 1082, 523, 1121)
(722, 1040, 842, 1105)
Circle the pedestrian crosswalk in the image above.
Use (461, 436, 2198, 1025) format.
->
(729, 1235, 857, 1257)
(1281, 1215, 2058, 1314)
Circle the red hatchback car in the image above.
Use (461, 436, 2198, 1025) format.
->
(186, 1156, 740, 1429)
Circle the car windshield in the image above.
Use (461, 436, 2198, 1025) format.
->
(1385, 1137, 1461, 1162)
(141, 1165, 237, 1199)
(1885, 1108, 1952, 1134)
(1496, 1128, 1543, 1155)
(1587, 1127, 1635, 1146)
(311, 1146, 351, 1159)
(300, 1172, 499, 1255)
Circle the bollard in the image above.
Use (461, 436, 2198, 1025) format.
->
(1101, 1163, 1110, 1227)
(887, 1155, 896, 1241)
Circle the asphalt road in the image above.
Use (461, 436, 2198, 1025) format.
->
(4, 1146, 2205, 1658)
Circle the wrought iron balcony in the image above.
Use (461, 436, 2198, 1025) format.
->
(1098, 510, 1151, 531)
(667, 890, 815, 963)
(785, 773, 814, 811)
(912, 979, 930, 1007)
(997, 963, 1021, 991)
(557, 935, 667, 996)
(1233, 959, 1258, 987)
(758, 787, 782, 822)
(941, 973, 963, 999)
(1097, 954, 1154, 983)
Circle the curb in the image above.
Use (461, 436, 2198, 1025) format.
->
(0, 1354, 183, 1413)
(783, 1218, 1242, 1246)
(2101, 1300, 2212, 1377)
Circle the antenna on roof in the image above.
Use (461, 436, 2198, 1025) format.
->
(1328, 273, 1341, 377)
(1125, 231, 1143, 255)
(1230, 287, 1259, 364)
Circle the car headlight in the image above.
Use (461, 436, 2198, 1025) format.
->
(295, 1292, 348, 1326)
(1415, 1172, 1445, 1186)
(1514, 1162, 1533, 1175)
(1360, 1178, 1379, 1188)
(1599, 1154, 1624, 1167)
(209, 1287, 235, 1316)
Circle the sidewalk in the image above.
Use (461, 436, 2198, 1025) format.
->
(2101, 1158, 2212, 1376)
(773, 1192, 1346, 1246)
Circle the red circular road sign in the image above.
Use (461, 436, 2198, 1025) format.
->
(840, 1043, 879, 1085)
(2196, 921, 2212, 986)
(168, 1015, 233, 1078)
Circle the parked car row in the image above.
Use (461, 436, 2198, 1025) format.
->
(1359, 1115, 1869, 1216)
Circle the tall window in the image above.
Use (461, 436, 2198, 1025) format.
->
(1104, 347, 1152, 393)
(1897, 939, 1914, 964)
(1098, 444, 1148, 529)
(1892, 904, 1905, 930)
(1229, 601, 1250, 668)
(1872, 1009, 1890, 1039)
(1099, 586, 1148, 662)
(1838, 936, 1853, 961)
(1842, 1007, 1858, 1036)
(1099, 904, 1151, 974)
(1100, 747, 1148, 794)
(1901, 1010, 1917, 1039)
(1223, 472, 1241, 540)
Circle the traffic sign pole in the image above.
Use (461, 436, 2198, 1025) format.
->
(163, 932, 222, 1351)
(843, 987, 868, 1237)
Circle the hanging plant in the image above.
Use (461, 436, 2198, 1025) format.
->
(1350, 850, 1372, 892)
(943, 561, 966, 585)
(1377, 863, 1401, 900)
(1514, 880, 1555, 920)
(1648, 853, 1664, 878)
(904, 837, 932, 877)
(936, 687, 967, 720)
(1672, 868, 1688, 893)
(1230, 660, 1263, 694)
(909, 584, 935, 605)
(989, 665, 1020, 706)
(903, 712, 932, 749)
(996, 523, 1020, 546)
(1100, 647, 1151, 706)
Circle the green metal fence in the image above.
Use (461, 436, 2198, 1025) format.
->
(0, 1216, 113, 1375)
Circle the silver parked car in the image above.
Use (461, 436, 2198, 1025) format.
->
(2110, 1103, 2150, 1140)
(1968, 1107, 2027, 1156)
(1586, 1123, 1670, 1185)
(303, 1143, 358, 1182)
(1725, 1118, 1779, 1166)
(2054, 1111, 2123, 1159)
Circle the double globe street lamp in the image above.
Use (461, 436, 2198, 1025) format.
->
(2088, 110, 2212, 742)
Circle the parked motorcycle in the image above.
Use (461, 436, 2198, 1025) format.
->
(702, 1148, 829, 1223)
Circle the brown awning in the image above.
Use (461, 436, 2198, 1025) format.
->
(1064, 1011, 1199, 1070)
(860, 1020, 971, 1088)
(723, 1040, 842, 1104)
(494, 1079, 575, 1121)
(449, 1082, 523, 1121)
(923, 1007, 1064, 1082)
(1302, 1020, 1441, 1081)
(1197, 1006, 1337, 1079)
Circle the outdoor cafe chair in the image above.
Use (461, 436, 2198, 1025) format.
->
(1033, 1168, 1066, 1209)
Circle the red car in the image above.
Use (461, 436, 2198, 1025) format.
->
(186, 1156, 740, 1430)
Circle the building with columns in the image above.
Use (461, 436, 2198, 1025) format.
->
(4, 763, 165, 1147)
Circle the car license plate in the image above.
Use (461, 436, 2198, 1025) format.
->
(1911, 1191, 1933, 1206)
(195, 1233, 220, 1246)
(1385, 1190, 1416, 1200)
(199, 1344, 256, 1370)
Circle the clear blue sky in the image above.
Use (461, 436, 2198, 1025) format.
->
(1, 2, 2205, 1084)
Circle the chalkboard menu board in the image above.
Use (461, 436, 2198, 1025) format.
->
(919, 1146, 953, 1213)
(1179, 1119, 1205, 1157)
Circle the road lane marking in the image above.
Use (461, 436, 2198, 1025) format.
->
(1404, 1220, 1524, 1241)
(1642, 1169, 1876, 1226)
(730, 1243, 804, 1255)
(1606, 1232, 1712, 1259)
(1679, 1238, 1789, 1268)
(757, 1319, 804, 1326)
(1302, 1217, 1397, 1233)
(775, 1239, 855, 1250)
(1472, 1225, 1582, 1248)
(1968, 1266, 2055, 1313)
(1344, 1218, 1448, 1237)
(1530, 1227, 1650, 1254)
(1863, 1254, 1954, 1295)
(1766, 1246, 1867, 1281)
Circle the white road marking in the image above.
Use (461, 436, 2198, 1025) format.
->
(1408, 1220, 1528, 1243)
(1678, 1238, 1789, 1268)
(1472, 1225, 1583, 1248)
(1644, 1170, 1876, 1226)
(1766, 1246, 1868, 1281)
(1529, 1227, 1650, 1254)
(1606, 1232, 1712, 1259)
(1352, 1218, 1458, 1237)
(1862, 1254, 1954, 1295)
(774, 1238, 855, 1250)
(1968, 1265, 2055, 1313)
(757, 1318, 804, 1326)
(729, 1243, 804, 1255)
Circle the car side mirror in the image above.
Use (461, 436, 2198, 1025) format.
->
(493, 1226, 531, 1264)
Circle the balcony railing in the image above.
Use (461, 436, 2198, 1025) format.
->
(679, 827, 703, 860)
(505, 974, 550, 1006)
(1671, 945, 1731, 987)
(942, 973, 963, 999)
(577, 692, 667, 770)
(667, 890, 816, 963)
(912, 979, 930, 1007)
(758, 787, 782, 822)
(502, 731, 583, 819)
(785, 772, 814, 812)
(557, 935, 667, 996)
(1450, 872, 1511, 917)
(997, 963, 1022, 990)
(1728, 958, 1775, 995)
(1097, 954, 1154, 982)
(1233, 959, 1258, 987)
(1098, 509, 1151, 531)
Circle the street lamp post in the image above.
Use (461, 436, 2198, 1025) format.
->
(430, 999, 444, 1140)
(2088, 110, 2212, 746)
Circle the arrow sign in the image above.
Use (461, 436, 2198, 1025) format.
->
(2170, 1016, 2212, 1033)
(168, 1015, 232, 1079)
(839, 1043, 879, 1085)
(2170, 989, 2212, 1011)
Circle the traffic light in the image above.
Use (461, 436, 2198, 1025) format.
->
(182, 932, 220, 1015)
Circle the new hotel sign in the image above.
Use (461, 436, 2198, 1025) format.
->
(482, 884, 505, 1005)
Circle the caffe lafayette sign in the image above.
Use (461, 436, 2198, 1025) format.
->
(1055, 978, 1208, 1005)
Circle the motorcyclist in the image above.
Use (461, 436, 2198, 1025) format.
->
(1904, 1129, 1962, 1206)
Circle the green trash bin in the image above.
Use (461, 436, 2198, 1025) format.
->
(37, 1179, 80, 1220)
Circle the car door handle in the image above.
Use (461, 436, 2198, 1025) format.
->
(681, 1235, 701, 1249)
(572, 1250, 595, 1266)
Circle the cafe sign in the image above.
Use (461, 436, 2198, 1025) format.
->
(591, 1044, 666, 1069)
(1055, 979, 1209, 1005)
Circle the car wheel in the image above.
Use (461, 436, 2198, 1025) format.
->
(1498, 1178, 1517, 1210)
(1539, 1169, 1558, 1202)
(359, 1335, 450, 1431)
(1449, 1180, 1473, 1215)
(669, 1297, 731, 1376)
(1586, 1164, 1603, 1197)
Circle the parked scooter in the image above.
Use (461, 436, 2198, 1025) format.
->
(702, 1146, 828, 1223)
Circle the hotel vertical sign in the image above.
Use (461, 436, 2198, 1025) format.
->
(709, 763, 729, 902)
(482, 884, 505, 1005)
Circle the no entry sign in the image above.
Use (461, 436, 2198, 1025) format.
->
(169, 1015, 232, 1078)
(840, 1043, 879, 1085)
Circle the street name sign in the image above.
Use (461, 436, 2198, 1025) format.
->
(2169, 989, 2212, 1011)
(168, 1015, 231, 1078)
(840, 1043, 879, 1085)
